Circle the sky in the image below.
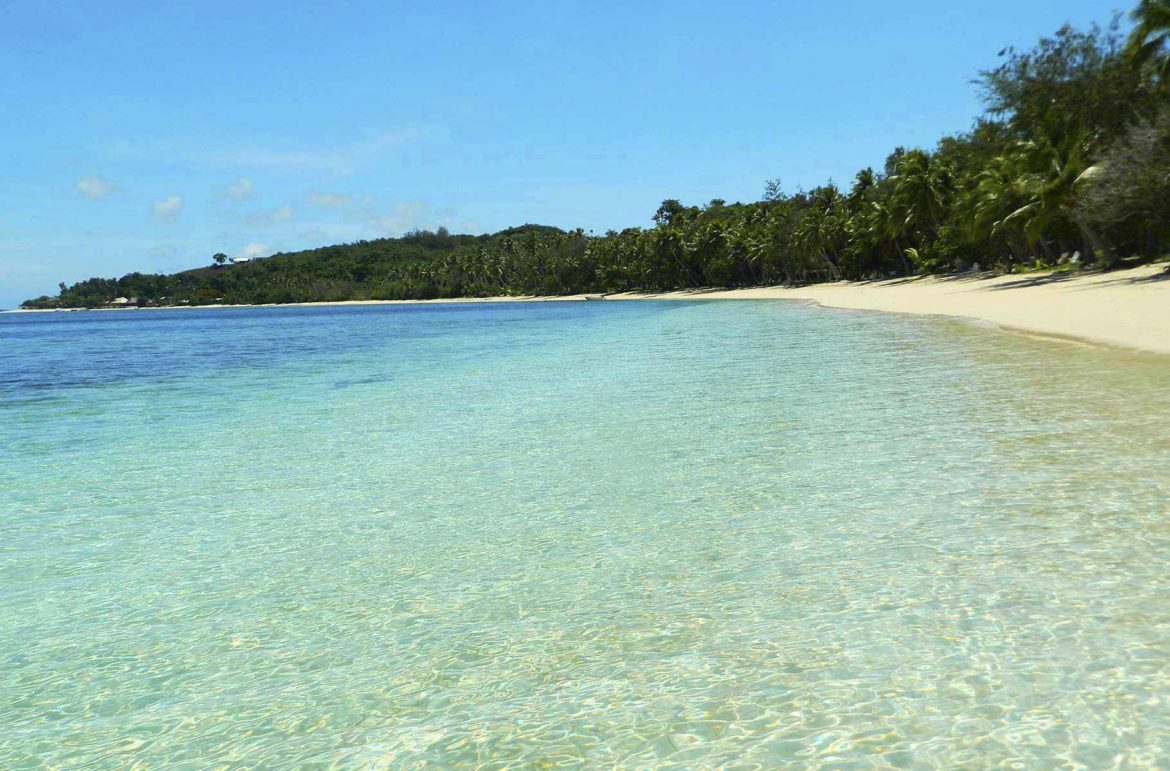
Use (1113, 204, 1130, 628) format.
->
(1, 0, 1125, 308)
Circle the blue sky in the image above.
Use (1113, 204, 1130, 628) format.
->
(1, 0, 1124, 307)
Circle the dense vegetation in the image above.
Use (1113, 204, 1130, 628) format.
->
(23, 3, 1170, 309)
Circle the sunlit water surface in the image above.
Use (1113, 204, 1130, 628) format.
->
(2, 301, 1169, 768)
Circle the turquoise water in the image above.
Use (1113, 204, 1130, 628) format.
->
(2, 301, 1169, 768)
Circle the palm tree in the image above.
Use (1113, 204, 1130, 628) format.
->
(1130, 0, 1170, 82)
(889, 150, 950, 244)
(793, 187, 847, 280)
(846, 168, 877, 209)
(744, 210, 795, 284)
(981, 134, 1114, 265)
(960, 151, 1030, 261)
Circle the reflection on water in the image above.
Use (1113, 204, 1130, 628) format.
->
(1, 301, 1168, 767)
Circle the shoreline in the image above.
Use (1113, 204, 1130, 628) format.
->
(607, 262, 1170, 356)
(7, 263, 1169, 355)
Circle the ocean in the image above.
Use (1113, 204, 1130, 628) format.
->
(2, 301, 1169, 767)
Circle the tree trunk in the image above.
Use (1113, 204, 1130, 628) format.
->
(1037, 240, 1053, 264)
(1077, 220, 1117, 267)
(818, 249, 841, 280)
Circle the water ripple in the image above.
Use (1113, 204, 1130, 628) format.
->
(1, 301, 1169, 767)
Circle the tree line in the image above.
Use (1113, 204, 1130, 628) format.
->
(23, 2, 1170, 309)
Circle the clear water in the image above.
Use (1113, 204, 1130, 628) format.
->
(1, 301, 1168, 768)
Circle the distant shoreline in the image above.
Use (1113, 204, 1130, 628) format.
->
(7, 263, 1169, 355)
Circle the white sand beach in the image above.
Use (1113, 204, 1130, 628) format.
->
(9, 263, 1168, 354)
(607, 263, 1170, 355)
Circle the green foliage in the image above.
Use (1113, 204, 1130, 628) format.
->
(22, 1, 1170, 310)
(1075, 106, 1170, 251)
(1129, 0, 1170, 83)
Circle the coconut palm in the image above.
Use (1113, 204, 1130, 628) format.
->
(793, 187, 847, 280)
(961, 153, 1029, 260)
(1130, 0, 1170, 81)
(982, 134, 1114, 264)
(888, 150, 951, 244)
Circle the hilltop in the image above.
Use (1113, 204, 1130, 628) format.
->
(22, 8, 1170, 311)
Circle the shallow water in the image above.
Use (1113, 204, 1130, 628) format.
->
(1, 301, 1168, 768)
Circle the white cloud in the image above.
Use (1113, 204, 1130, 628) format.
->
(151, 195, 182, 221)
(236, 243, 270, 259)
(299, 227, 329, 244)
(76, 176, 114, 200)
(372, 200, 429, 234)
(222, 177, 254, 200)
(247, 204, 294, 226)
(213, 128, 433, 173)
(307, 191, 352, 208)
(107, 126, 437, 175)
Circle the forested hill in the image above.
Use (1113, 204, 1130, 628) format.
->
(22, 225, 579, 308)
(22, 3, 1170, 309)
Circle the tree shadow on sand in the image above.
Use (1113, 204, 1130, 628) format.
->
(975, 264, 1170, 292)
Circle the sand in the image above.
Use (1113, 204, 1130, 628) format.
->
(8, 263, 1168, 354)
(605, 263, 1170, 355)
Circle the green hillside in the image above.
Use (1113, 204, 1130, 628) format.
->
(22, 7, 1170, 310)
